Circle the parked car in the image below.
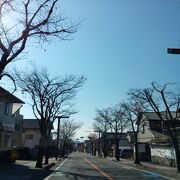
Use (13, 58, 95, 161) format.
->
(120, 148, 133, 158)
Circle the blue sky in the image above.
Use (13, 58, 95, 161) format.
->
(5, 0, 180, 139)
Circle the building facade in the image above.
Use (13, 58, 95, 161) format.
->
(22, 119, 41, 148)
(0, 87, 24, 150)
(137, 112, 180, 166)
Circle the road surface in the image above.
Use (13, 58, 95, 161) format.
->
(45, 152, 172, 180)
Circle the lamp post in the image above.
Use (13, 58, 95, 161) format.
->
(167, 48, 180, 54)
(55, 115, 69, 160)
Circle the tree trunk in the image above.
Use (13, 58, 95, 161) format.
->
(35, 146, 43, 168)
(90, 141, 93, 155)
(134, 133, 140, 164)
(103, 133, 107, 158)
(35, 137, 43, 168)
(115, 137, 120, 161)
(44, 146, 49, 164)
(44, 133, 51, 164)
(172, 135, 180, 173)
(62, 141, 66, 157)
(35, 136, 45, 168)
(0, 59, 8, 78)
(93, 145, 96, 156)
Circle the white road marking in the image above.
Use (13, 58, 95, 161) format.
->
(118, 163, 175, 180)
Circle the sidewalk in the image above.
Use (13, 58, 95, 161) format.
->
(0, 157, 62, 180)
(106, 157, 180, 180)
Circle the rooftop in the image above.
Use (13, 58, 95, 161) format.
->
(0, 86, 24, 104)
(23, 119, 39, 129)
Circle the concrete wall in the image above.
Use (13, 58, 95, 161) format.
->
(151, 146, 176, 167)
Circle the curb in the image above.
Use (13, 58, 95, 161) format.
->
(106, 157, 180, 180)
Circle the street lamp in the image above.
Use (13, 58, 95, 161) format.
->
(167, 48, 180, 54)
(55, 115, 69, 160)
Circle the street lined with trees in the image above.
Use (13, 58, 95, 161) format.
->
(129, 83, 180, 172)
(93, 82, 180, 173)
(60, 118, 81, 157)
(0, 1, 180, 178)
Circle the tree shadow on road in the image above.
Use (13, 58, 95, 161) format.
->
(55, 170, 108, 180)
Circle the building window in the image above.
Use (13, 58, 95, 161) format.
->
(25, 135, 33, 140)
(4, 103, 9, 115)
(141, 124, 145, 134)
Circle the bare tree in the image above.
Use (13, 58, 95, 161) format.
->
(108, 105, 128, 161)
(60, 118, 81, 157)
(15, 66, 86, 168)
(0, 0, 77, 82)
(88, 133, 98, 156)
(95, 106, 128, 161)
(129, 82, 180, 172)
(93, 109, 110, 158)
(121, 100, 142, 164)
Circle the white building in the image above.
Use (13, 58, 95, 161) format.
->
(22, 119, 41, 148)
(0, 87, 24, 149)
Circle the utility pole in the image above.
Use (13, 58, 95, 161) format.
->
(56, 116, 60, 160)
(55, 115, 69, 160)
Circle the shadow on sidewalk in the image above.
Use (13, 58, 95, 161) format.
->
(0, 162, 53, 180)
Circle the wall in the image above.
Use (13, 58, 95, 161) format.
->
(151, 146, 176, 167)
(22, 129, 41, 148)
(138, 126, 154, 143)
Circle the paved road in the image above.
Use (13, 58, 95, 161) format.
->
(45, 152, 172, 180)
